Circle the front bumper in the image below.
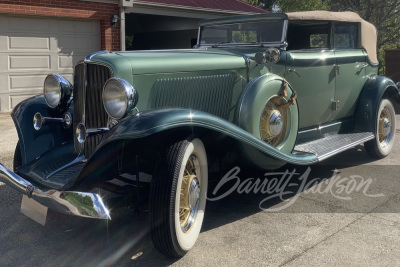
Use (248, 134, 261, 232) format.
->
(0, 163, 110, 220)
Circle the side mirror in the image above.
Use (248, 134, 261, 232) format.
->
(265, 48, 281, 64)
(396, 82, 400, 89)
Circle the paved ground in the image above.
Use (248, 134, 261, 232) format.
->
(0, 113, 400, 266)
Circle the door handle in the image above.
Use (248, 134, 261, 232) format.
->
(288, 68, 300, 77)
(334, 64, 340, 76)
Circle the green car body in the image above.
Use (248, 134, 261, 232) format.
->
(1, 11, 400, 258)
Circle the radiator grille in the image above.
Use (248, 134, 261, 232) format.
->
(148, 74, 236, 119)
(73, 63, 85, 154)
(73, 63, 111, 158)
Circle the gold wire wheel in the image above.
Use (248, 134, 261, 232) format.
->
(179, 155, 201, 232)
(378, 107, 392, 147)
(260, 99, 288, 147)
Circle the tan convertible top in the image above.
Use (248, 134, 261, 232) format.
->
(287, 11, 378, 64)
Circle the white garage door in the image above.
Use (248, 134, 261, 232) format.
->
(0, 15, 101, 112)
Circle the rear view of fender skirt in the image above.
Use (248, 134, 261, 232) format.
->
(0, 163, 110, 220)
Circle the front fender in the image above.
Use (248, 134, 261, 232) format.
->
(354, 75, 400, 133)
(11, 95, 73, 165)
(95, 108, 316, 166)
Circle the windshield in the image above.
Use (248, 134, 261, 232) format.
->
(199, 20, 286, 47)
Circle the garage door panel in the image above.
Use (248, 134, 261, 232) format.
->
(0, 16, 8, 31)
(9, 17, 50, 33)
(57, 36, 97, 53)
(9, 36, 50, 50)
(10, 95, 37, 109)
(9, 55, 50, 70)
(58, 56, 74, 69)
(10, 75, 47, 90)
(76, 20, 97, 34)
(0, 14, 101, 112)
(54, 20, 76, 34)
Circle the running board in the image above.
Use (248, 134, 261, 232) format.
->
(293, 132, 374, 161)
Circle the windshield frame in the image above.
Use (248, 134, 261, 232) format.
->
(197, 19, 288, 49)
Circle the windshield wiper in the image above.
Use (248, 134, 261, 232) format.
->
(211, 41, 265, 48)
(211, 42, 232, 48)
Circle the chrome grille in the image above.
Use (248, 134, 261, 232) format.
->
(73, 63, 111, 158)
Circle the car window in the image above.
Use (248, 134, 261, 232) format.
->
(310, 34, 329, 48)
(287, 22, 330, 50)
(333, 24, 358, 49)
(199, 20, 285, 45)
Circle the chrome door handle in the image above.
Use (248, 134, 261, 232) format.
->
(334, 64, 340, 76)
(288, 68, 300, 77)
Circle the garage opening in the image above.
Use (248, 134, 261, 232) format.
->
(125, 13, 200, 50)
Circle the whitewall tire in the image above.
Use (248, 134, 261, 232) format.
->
(365, 99, 396, 158)
(150, 138, 208, 257)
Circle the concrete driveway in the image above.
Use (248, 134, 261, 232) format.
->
(0, 113, 399, 266)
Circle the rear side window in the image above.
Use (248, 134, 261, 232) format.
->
(310, 34, 329, 48)
(333, 24, 358, 49)
(287, 22, 330, 50)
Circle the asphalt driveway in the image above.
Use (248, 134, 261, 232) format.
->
(0, 113, 399, 266)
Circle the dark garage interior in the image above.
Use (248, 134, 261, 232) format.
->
(125, 13, 200, 50)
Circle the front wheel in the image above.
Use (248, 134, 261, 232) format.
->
(150, 138, 208, 257)
(365, 98, 396, 158)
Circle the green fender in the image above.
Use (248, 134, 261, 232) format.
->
(234, 73, 299, 168)
(354, 75, 400, 134)
(11, 95, 73, 165)
(89, 108, 313, 170)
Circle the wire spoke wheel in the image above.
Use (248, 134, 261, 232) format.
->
(378, 107, 392, 146)
(260, 98, 289, 147)
(150, 138, 208, 258)
(179, 155, 201, 232)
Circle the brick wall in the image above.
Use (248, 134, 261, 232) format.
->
(0, 0, 120, 51)
(385, 50, 400, 83)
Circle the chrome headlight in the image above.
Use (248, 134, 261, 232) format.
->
(44, 74, 72, 108)
(102, 78, 138, 119)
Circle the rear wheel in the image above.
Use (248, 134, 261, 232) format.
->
(150, 138, 208, 257)
(365, 99, 396, 158)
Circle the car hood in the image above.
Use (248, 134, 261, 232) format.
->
(91, 49, 247, 75)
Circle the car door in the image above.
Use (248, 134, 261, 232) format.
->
(285, 22, 335, 129)
(332, 23, 367, 120)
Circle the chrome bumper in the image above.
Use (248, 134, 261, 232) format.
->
(0, 163, 110, 220)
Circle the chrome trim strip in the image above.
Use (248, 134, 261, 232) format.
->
(298, 121, 343, 134)
(281, 19, 288, 44)
(84, 50, 109, 62)
(0, 163, 110, 220)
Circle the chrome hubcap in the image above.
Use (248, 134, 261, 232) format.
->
(260, 100, 287, 146)
(383, 118, 391, 136)
(378, 108, 392, 147)
(269, 111, 283, 137)
(180, 155, 200, 233)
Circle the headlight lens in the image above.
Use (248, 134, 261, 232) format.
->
(102, 78, 138, 119)
(44, 74, 72, 108)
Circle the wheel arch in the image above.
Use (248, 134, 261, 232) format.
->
(74, 108, 316, 188)
(354, 75, 400, 134)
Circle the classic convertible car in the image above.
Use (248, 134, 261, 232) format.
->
(1, 11, 399, 257)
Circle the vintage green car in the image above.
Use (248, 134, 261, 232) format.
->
(1, 11, 399, 257)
